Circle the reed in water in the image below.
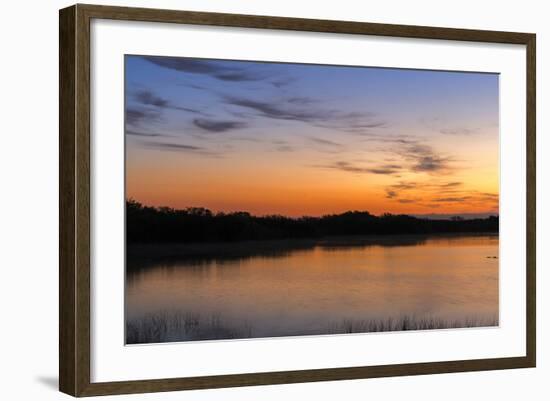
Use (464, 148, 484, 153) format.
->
(126, 311, 498, 344)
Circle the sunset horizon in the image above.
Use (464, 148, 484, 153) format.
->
(126, 197, 498, 220)
(125, 56, 499, 218)
(125, 54, 500, 344)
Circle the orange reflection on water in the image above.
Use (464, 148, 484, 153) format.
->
(126, 234, 498, 339)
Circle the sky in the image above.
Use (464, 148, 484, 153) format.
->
(125, 55, 499, 218)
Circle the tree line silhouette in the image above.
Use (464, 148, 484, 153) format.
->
(126, 199, 498, 244)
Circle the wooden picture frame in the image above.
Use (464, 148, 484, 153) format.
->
(59, 3, 536, 397)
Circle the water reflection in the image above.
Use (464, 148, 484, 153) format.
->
(126, 234, 498, 343)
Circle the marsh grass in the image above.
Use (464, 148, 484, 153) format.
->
(326, 315, 498, 334)
(126, 312, 498, 344)
(126, 311, 253, 344)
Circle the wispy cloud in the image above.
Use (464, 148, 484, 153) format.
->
(142, 56, 267, 82)
(193, 118, 248, 133)
(270, 77, 296, 88)
(223, 95, 384, 133)
(434, 197, 470, 202)
(133, 89, 206, 115)
(275, 145, 294, 152)
(384, 179, 498, 209)
(287, 96, 318, 105)
(404, 144, 452, 173)
(386, 180, 464, 197)
(125, 107, 162, 126)
(318, 161, 402, 175)
(125, 129, 173, 138)
(420, 117, 480, 136)
(138, 140, 221, 157)
(387, 141, 454, 174)
(439, 127, 476, 135)
(307, 137, 343, 147)
(357, 136, 455, 175)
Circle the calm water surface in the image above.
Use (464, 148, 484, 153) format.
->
(126, 234, 498, 342)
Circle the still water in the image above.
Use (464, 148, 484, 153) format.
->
(126, 234, 498, 343)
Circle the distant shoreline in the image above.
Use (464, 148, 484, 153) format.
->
(126, 200, 498, 245)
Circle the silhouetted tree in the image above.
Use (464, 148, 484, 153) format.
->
(126, 199, 498, 244)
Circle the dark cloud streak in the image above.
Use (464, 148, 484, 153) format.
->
(193, 118, 248, 133)
(319, 161, 401, 175)
(223, 95, 385, 133)
(125, 129, 173, 138)
(142, 56, 267, 82)
(138, 140, 221, 157)
(132, 89, 206, 115)
(125, 107, 161, 126)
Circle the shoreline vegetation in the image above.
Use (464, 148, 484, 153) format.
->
(126, 311, 499, 344)
(127, 199, 498, 244)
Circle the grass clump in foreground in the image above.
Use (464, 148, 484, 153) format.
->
(126, 311, 253, 344)
(126, 312, 498, 344)
(326, 315, 498, 334)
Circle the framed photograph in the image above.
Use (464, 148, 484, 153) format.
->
(59, 4, 536, 397)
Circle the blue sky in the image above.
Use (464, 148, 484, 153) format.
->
(125, 55, 499, 217)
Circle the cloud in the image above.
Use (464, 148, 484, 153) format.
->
(224, 96, 325, 123)
(368, 165, 402, 175)
(181, 82, 206, 90)
(231, 136, 262, 143)
(319, 161, 401, 175)
(271, 77, 296, 88)
(275, 145, 294, 152)
(125, 129, 173, 138)
(193, 118, 248, 133)
(434, 197, 469, 202)
(393, 142, 454, 174)
(139, 140, 220, 157)
(223, 96, 383, 133)
(440, 181, 462, 188)
(384, 179, 498, 209)
(412, 155, 450, 172)
(421, 117, 479, 136)
(307, 137, 342, 147)
(439, 128, 476, 135)
(339, 121, 388, 134)
(388, 181, 420, 191)
(146, 142, 203, 151)
(142, 56, 266, 82)
(287, 96, 318, 105)
(432, 192, 499, 205)
(125, 107, 161, 126)
(215, 71, 264, 82)
(384, 181, 465, 203)
(134, 90, 169, 108)
(133, 89, 205, 115)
